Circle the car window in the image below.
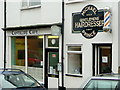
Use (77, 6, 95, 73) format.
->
(0, 75, 16, 88)
(84, 79, 119, 89)
(4, 73, 41, 88)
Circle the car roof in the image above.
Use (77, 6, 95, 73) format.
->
(0, 68, 25, 74)
(91, 73, 120, 80)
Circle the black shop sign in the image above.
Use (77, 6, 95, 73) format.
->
(72, 5, 104, 39)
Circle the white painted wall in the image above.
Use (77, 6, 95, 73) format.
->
(64, 0, 119, 88)
(118, 1, 120, 72)
(5, 0, 62, 88)
(6, 0, 62, 26)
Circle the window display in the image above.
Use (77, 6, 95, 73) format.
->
(27, 36, 43, 81)
(11, 37, 25, 71)
(11, 36, 44, 82)
(48, 52, 59, 75)
(67, 46, 82, 75)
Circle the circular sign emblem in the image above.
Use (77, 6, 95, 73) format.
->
(81, 5, 98, 39)
(81, 29, 98, 39)
(51, 39, 56, 45)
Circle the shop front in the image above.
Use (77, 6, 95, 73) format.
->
(64, 0, 119, 88)
(5, 24, 61, 89)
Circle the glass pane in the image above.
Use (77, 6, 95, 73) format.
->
(68, 46, 81, 51)
(68, 53, 82, 74)
(100, 46, 112, 74)
(27, 36, 43, 82)
(84, 80, 118, 89)
(48, 52, 59, 75)
(29, 0, 41, 6)
(22, 0, 27, 7)
(11, 37, 25, 71)
(48, 36, 59, 47)
(4, 73, 41, 88)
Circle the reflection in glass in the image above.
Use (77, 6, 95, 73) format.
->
(22, 0, 27, 7)
(99, 46, 112, 74)
(11, 37, 25, 72)
(48, 52, 59, 75)
(29, 0, 41, 6)
(84, 80, 118, 89)
(11, 36, 44, 82)
(68, 46, 81, 51)
(27, 36, 43, 82)
(68, 53, 82, 74)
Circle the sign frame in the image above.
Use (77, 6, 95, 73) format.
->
(72, 5, 104, 39)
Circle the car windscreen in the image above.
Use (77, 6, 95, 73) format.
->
(84, 79, 120, 90)
(4, 73, 41, 88)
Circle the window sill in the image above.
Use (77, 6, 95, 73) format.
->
(66, 73, 83, 77)
(21, 5, 41, 11)
(48, 74, 59, 78)
(66, 0, 85, 4)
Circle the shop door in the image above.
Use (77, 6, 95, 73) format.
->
(93, 44, 112, 75)
(45, 48, 59, 89)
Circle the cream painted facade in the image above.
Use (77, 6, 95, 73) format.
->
(64, 0, 120, 88)
(3, 0, 120, 89)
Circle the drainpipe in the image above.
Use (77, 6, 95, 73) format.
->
(4, 0, 6, 70)
(59, 0, 65, 89)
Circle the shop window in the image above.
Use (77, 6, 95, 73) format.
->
(11, 36, 44, 82)
(27, 36, 43, 81)
(22, 0, 41, 9)
(18, 50, 25, 59)
(67, 45, 82, 75)
(11, 37, 25, 71)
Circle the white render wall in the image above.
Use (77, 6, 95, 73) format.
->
(6, 0, 62, 27)
(118, 1, 120, 71)
(5, 0, 63, 88)
(0, 1, 4, 68)
(64, 0, 119, 88)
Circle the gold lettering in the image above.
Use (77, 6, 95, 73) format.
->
(82, 6, 97, 16)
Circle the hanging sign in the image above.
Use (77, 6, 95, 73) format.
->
(72, 5, 104, 39)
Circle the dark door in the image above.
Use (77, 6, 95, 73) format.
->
(44, 48, 59, 88)
(93, 44, 112, 75)
(99, 46, 112, 74)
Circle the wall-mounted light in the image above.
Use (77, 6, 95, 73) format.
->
(51, 25, 61, 36)
(38, 36, 44, 39)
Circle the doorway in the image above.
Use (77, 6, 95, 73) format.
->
(45, 48, 59, 89)
(93, 44, 112, 75)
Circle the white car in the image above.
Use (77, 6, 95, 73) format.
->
(0, 68, 46, 90)
(81, 73, 120, 90)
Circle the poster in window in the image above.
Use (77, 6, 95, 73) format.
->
(102, 56, 108, 63)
